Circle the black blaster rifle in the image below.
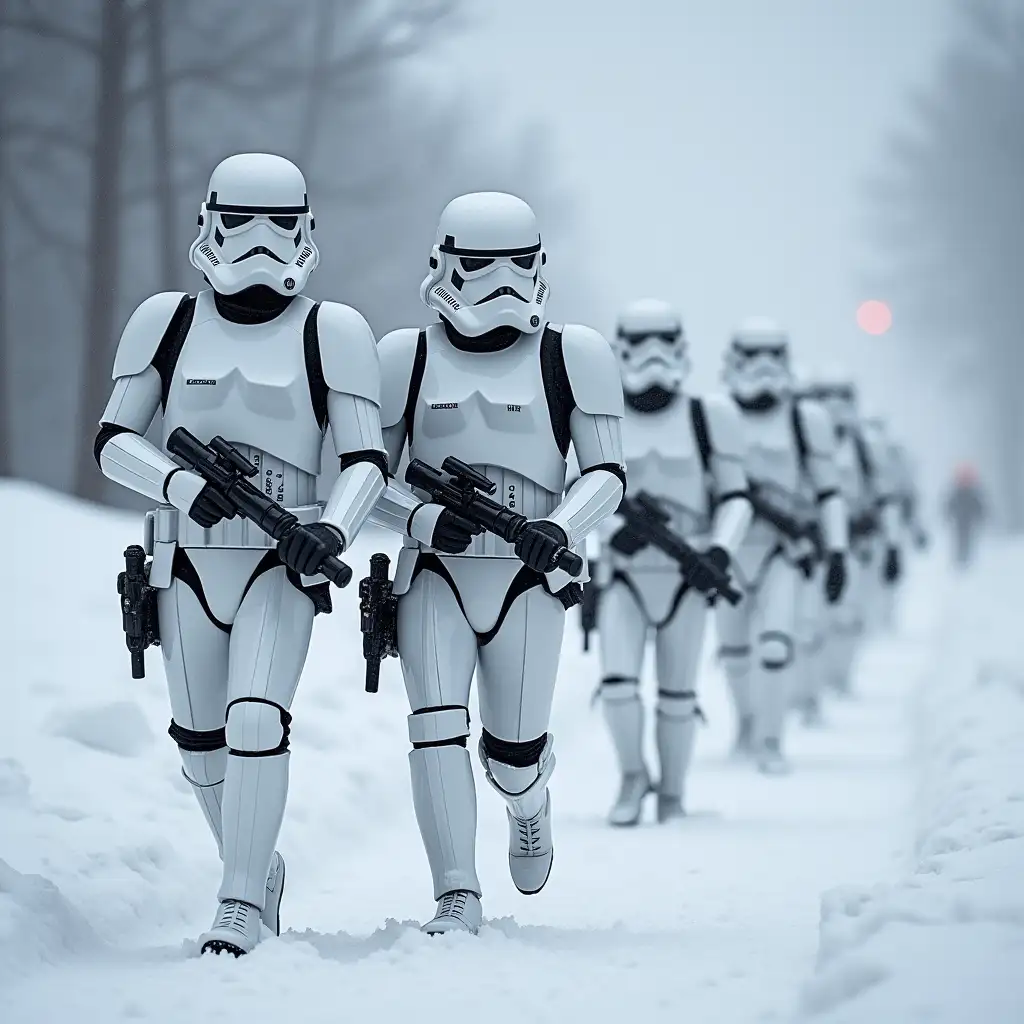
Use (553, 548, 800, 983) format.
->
(849, 507, 881, 543)
(359, 553, 399, 693)
(747, 482, 821, 554)
(166, 427, 352, 588)
(405, 456, 584, 577)
(117, 544, 160, 679)
(617, 491, 742, 605)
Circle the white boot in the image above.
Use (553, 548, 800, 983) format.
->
(507, 791, 554, 894)
(423, 889, 482, 935)
(657, 793, 686, 823)
(731, 713, 755, 758)
(479, 736, 555, 896)
(261, 851, 285, 936)
(608, 769, 652, 827)
(200, 899, 262, 956)
(756, 737, 791, 776)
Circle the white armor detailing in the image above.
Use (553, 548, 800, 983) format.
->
(370, 321, 624, 568)
(112, 292, 189, 377)
(612, 298, 689, 394)
(322, 458, 385, 548)
(378, 327, 421, 431)
(189, 154, 318, 296)
(703, 394, 754, 553)
(162, 291, 322, 474)
(562, 323, 627, 417)
(419, 192, 550, 338)
(317, 301, 382, 404)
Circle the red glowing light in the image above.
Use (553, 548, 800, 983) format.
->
(857, 300, 892, 336)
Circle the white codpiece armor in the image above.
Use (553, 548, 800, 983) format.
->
(594, 379, 751, 826)
(368, 193, 623, 934)
(717, 321, 848, 774)
(93, 151, 386, 958)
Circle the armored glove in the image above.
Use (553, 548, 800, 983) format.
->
(409, 503, 482, 554)
(186, 480, 237, 529)
(515, 520, 570, 573)
(883, 545, 902, 584)
(687, 545, 731, 595)
(279, 523, 343, 576)
(823, 550, 847, 605)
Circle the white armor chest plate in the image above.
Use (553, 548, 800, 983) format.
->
(410, 324, 567, 495)
(623, 401, 710, 535)
(161, 291, 323, 477)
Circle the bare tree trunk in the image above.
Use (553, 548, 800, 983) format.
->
(73, 0, 128, 501)
(296, 0, 337, 170)
(147, 0, 176, 287)
(0, 3, 11, 477)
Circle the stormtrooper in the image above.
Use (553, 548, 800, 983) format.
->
(588, 299, 751, 825)
(809, 374, 902, 689)
(94, 153, 386, 955)
(368, 192, 624, 934)
(717, 319, 849, 772)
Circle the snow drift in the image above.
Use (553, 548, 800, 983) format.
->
(801, 545, 1024, 1021)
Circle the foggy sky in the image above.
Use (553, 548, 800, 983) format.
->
(446, 0, 957, 491)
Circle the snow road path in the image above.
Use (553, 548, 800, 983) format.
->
(2, 496, 940, 1024)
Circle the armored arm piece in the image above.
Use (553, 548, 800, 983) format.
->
(95, 292, 205, 511)
(863, 428, 902, 546)
(702, 394, 753, 555)
(364, 328, 430, 537)
(315, 303, 388, 548)
(545, 325, 626, 546)
(800, 399, 849, 553)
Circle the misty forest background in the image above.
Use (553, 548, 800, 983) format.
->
(0, 0, 1022, 525)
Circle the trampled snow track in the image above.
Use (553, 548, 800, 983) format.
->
(1, 482, 940, 1023)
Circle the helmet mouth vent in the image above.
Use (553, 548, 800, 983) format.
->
(474, 286, 527, 305)
(232, 246, 286, 265)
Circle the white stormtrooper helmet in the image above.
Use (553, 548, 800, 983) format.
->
(420, 192, 550, 338)
(807, 364, 859, 432)
(189, 153, 319, 296)
(723, 316, 793, 407)
(613, 298, 689, 395)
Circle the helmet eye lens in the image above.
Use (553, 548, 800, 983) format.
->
(220, 213, 254, 229)
(737, 344, 787, 361)
(270, 215, 298, 230)
(511, 253, 536, 270)
(619, 330, 681, 346)
(459, 256, 495, 273)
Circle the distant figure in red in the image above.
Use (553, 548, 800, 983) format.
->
(944, 463, 986, 567)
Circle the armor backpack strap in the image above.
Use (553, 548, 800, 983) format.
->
(791, 399, 810, 476)
(854, 429, 876, 487)
(689, 396, 713, 475)
(150, 294, 197, 411)
(302, 301, 327, 430)
(404, 329, 429, 445)
(539, 325, 575, 457)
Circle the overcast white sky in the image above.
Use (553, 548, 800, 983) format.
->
(445, 0, 957, 467)
(442, 0, 966, 493)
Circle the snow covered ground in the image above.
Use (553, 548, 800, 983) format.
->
(1, 480, 1019, 1023)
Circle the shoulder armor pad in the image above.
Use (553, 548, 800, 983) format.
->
(317, 301, 380, 405)
(378, 327, 422, 429)
(111, 292, 188, 379)
(699, 391, 747, 459)
(795, 398, 836, 456)
(560, 323, 624, 417)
